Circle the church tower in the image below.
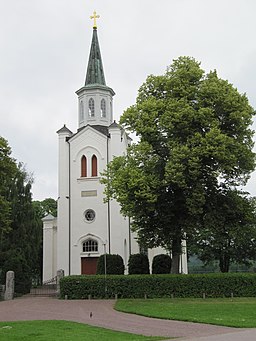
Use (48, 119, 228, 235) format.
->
(44, 12, 138, 279)
(76, 13, 115, 129)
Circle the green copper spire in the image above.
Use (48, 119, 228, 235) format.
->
(85, 27, 106, 86)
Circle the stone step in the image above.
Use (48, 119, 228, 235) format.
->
(29, 287, 57, 297)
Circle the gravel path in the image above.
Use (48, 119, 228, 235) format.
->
(0, 296, 255, 340)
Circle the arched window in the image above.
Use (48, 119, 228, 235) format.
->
(82, 239, 98, 252)
(91, 154, 97, 177)
(101, 98, 106, 117)
(81, 155, 87, 177)
(80, 100, 84, 121)
(88, 98, 95, 117)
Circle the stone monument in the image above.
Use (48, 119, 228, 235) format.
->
(4, 271, 14, 300)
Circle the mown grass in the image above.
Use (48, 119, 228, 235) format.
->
(115, 297, 256, 328)
(0, 320, 166, 341)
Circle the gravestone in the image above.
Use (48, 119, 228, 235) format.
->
(56, 269, 64, 295)
(4, 271, 14, 300)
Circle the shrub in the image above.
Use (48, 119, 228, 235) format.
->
(0, 250, 31, 294)
(128, 254, 149, 274)
(60, 273, 256, 299)
(96, 254, 124, 275)
(152, 254, 172, 274)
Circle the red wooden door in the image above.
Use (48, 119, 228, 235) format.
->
(81, 257, 98, 275)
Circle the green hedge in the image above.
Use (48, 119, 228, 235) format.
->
(60, 273, 256, 299)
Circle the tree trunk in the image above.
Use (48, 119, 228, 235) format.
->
(171, 237, 182, 274)
(219, 254, 230, 273)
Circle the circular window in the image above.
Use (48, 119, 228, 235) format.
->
(84, 209, 95, 222)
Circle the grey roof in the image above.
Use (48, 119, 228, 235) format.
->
(109, 120, 120, 129)
(56, 124, 73, 135)
(73, 124, 109, 140)
(91, 125, 109, 136)
(42, 213, 55, 222)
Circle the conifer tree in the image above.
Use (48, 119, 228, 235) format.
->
(0, 137, 42, 292)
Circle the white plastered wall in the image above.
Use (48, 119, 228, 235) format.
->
(42, 215, 57, 281)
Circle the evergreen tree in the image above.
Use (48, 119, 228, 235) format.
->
(0, 137, 17, 241)
(0, 137, 42, 292)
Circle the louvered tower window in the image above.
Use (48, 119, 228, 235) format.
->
(101, 99, 106, 117)
(88, 98, 95, 117)
(80, 100, 84, 121)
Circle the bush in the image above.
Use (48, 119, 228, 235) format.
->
(128, 254, 150, 274)
(0, 250, 31, 294)
(152, 254, 172, 274)
(96, 254, 124, 275)
(60, 273, 256, 299)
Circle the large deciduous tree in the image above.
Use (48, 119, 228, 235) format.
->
(102, 57, 255, 273)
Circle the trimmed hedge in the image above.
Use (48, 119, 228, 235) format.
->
(60, 273, 256, 299)
(152, 254, 172, 274)
(96, 254, 124, 275)
(128, 254, 150, 274)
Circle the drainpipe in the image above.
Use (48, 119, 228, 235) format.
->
(128, 216, 131, 256)
(107, 134, 111, 254)
(67, 139, 71, 275)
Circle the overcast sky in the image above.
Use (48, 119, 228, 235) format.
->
(1, 0, 256, 200)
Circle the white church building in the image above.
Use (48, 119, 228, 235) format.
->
(42, 15, 188, 281)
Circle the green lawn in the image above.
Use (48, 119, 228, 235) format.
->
(0, 320, 166, 341)
(115, 297, 256, 328)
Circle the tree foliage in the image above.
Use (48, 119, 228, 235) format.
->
(152, 254, 172, 274)
(102, 57, 255, 273)
(128, 254, 150, 274)
(33, 198, 57, 219)
(0, 137, 17, 238)
(96, 254, 124, 275)
(0, 137, 42, 292)
(189, 190, 256, 272)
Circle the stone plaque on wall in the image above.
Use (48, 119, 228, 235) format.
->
(81, 190, 97, 197)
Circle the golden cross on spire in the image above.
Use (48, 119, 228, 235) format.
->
(90, 11, 100, 28)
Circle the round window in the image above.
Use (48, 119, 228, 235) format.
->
(84, 209, 95, 222)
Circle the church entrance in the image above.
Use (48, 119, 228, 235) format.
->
(81, 257, 98, 275)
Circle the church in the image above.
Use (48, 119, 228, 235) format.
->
(42, 13, 188, 281)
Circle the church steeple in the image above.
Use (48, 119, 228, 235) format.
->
(85, 27, 106, 86)
(76, 12, 115, 130)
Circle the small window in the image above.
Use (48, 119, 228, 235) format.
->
(80, 100, 84, 121)
(82, 239, 98, 252)
(81, 155, 87, 177)
(88, 98, 95, 117)
(91, 154, 97, 177)
(84, 209, 96, 222)
(101, 99, 106, 117)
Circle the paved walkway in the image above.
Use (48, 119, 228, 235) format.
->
(0, 296, 255, 340)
